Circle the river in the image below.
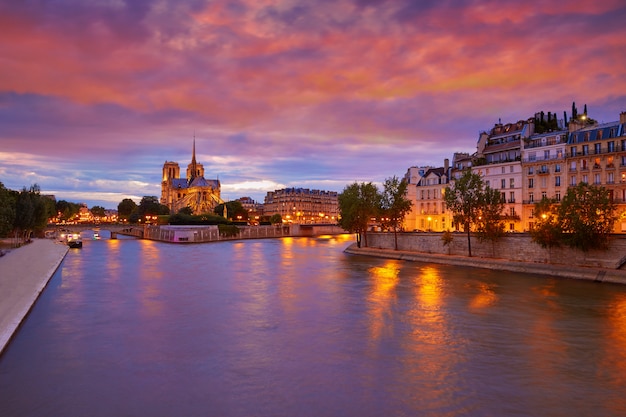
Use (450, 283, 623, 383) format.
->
(1, 234, 626, 416)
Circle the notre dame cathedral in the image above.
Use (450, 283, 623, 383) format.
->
(160, 141, 223, 215)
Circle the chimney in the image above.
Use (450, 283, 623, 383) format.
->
(620, 111, 626, 124)
(444, 158, 449, 173)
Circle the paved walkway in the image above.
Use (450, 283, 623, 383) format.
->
(345, 244, 626, 285)
(0, 239, 68, 355)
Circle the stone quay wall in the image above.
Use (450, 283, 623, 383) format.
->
(363, 232, 626, 270)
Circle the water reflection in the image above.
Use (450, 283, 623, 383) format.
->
(2, 237, 626, 417)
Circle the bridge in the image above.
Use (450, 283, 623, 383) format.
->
(47, 223, 348, 243)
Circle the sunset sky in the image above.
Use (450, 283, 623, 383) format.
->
(1, 0, 625, 209)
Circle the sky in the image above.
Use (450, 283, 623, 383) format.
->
(1, 0, 626, 209)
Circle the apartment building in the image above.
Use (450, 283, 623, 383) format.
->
(565, 112, 626, 231)
(521, 129, 568, 231)
(263, 188, 339, 224)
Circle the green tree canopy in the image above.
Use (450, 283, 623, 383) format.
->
(530, 197, 562, 250)
(475, 185, 506, 249)
(56, 200, 81, 222)
(0, 182, 16, 238)
(338, 182, 381, 248)
(117, 198, 138, 219)
(558, 183, 616, 251)
(269, 213, 282, 225)
(380, 176, 413, 250)
(137, 196, 170, 218)
(214, 201, 247, 221)
(443, 170, 490, 257)
(90, 205, 106, 218)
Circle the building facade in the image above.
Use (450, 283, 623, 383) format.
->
(263, 188, 339, 224)
(160, 141, 223, 215)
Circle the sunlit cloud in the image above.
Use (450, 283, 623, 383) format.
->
(1, 0, 625, 207)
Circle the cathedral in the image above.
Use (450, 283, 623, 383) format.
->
(160, 141, 223, 215)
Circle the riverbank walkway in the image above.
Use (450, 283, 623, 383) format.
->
(345, 243, 626, 285)
(0, 239, 68, 355)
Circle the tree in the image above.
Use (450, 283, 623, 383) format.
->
(270, 214, 282, 225)
(214, 201, 247, 221)
(530, 197, 562, 251)
(338, 182, 381, 248)
(91, 205, 106, 218)
(117, 198, 138, 220)
(0, 182, 16, 238)
(13, 184, 51, 242)
(380, 176, 413, 250)
(443, 170, 485, 257)
(56, 200, 81, 222)
(137, 196, 169, 218)
(475, 185, 505, 256)
(558, 183, 616, 251)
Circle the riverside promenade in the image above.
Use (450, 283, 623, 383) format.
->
(0, 239, 68, 355)
(345, 243, 626, 285)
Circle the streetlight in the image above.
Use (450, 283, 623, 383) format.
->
(427, 216, 432, 232)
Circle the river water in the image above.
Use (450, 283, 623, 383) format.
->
(1, 234, 626, 417)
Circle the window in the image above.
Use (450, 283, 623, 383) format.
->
(544, 150, 550, 160)
(607, 156, 614, 168)
(583, 145, 589, 155)
(555, 192, 560, 201)
(570, 161, 577, 171)
(608, 141, 615, 152)
(540, 165, 548, 173)
(501, 179, 506, 189)
(528, 178, 534, 188)
(622, 155, 626, 166)
(509, 207, 515, 217)
(529, 192, 534, 203)
(594, 173, 601, 185)
(570, 176, 577, 186)
(555, 164, 561, 173)
(528, 166, 534, 175)
(608, 172, 614, 184)
(582, 174, 588, 183)
(530, 208, 535, 218)
(509, 192, 515, 203)
(485, 180, 490, 187)
(529, 152, 536, 161)
(570, 146, 577, 157)
(541, 191, 547, 199)
(595, 143, 601, 154)
(582, 160, 588, 170)
(501, 167, 505, 174)
(510, 178, 514, 188)
(500, 192, 506, 203)
(594, 158, 601, 169)
(597, 130, 603, 140)
(510, 166, 514, 173)
(555, 176, 561, 186)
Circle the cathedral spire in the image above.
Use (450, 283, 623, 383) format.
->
(190, 135, 198, 181)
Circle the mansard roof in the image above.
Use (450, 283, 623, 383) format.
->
(567, 120, 625, 144)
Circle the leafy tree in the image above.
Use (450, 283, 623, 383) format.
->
(558, 183, 616, 251)
(0, 182, 16, 238)
(270, 214, 282, 225)
(137, 196, 169, 218)
(90, 205, 106, 218)
(338, 182, 381, 248)
(214, 201, 247, 220)
(530, 197, 562, 251)
(443, 170, 484, 257)
(177, 206, 194, 215)
(380, 176, 413, 250)
(13, 184, 50, 242)
(118, 198, 138, 220)
(475, 185, 505, 255)
(441, 229, 453, 254)
(56, 200, 81, 222)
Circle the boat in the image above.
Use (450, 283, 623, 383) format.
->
(65, 232, 83, 248)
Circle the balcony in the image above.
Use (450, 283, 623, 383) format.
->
(537, 168, 549, 175)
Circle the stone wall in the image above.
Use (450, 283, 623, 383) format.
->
(364, 232, 626, 269)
